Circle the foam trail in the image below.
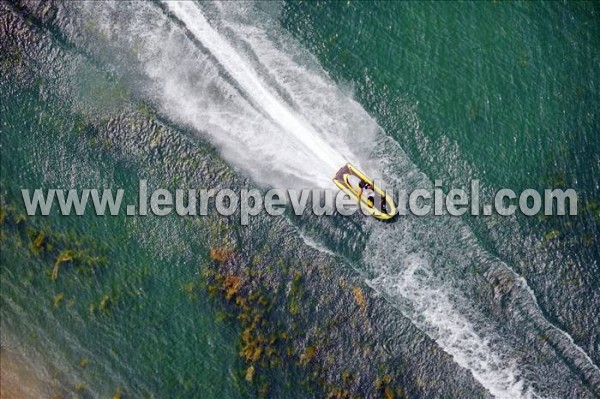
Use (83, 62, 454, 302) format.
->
(60, 2, 599, 397)
(165, 1, 347, 180)
(361, 134, 600, 397)
(66, 1, 372, 188)
(366, 249, 531, 399)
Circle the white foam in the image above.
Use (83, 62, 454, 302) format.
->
(65, 2, 599, 397)
(74, 2, 536, 396)
(366, 250, 532, 399)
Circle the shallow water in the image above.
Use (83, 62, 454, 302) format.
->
(1, 1, 598, 398)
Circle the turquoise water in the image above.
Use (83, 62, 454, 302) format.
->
(282, 0, 600, 375)
(1, 1, 599, 398)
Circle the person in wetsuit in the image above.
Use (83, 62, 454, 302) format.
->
(358, 181, 375, 207)
(359, 180, 388, 214)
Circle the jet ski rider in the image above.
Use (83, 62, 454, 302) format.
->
(359, 180, 387, 213)
(358, 180, 375, 207)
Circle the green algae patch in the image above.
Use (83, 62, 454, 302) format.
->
(1, 191, 109, 307)
(53, 292, 65, 308)
(1, 194, 108, 278)
(78, 357, 89, 368)
(99, 294, 112, 312)
(541, 229, 560, 244)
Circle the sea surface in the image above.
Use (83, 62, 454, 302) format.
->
(1, 1, 599, 398)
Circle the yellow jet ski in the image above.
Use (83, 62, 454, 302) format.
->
(333, 163, 396, 220)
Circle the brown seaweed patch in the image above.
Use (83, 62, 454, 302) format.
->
(31, 231, 48, 254)
(375, 374, 405, 399)
(299, 346, 316, 366)
(352, 286, 367, 311)
(245, 364, 255, 382)
(209, 247, 235, 263)
(51, 250, 73, 281)
(52, 293, 64, 308)
(202, 267, 287, 393)
(1, 194, 108, 286)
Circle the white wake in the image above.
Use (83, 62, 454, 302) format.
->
(62, 1, 599, 397)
